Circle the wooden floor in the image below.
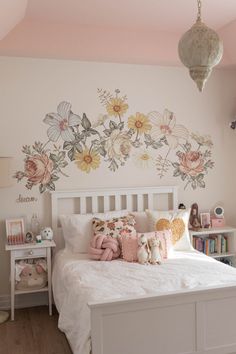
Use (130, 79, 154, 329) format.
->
(0, 306, 72, 354)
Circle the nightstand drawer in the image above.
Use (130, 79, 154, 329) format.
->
(13, 248, 47, 259)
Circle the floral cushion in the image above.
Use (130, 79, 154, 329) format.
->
(92, 215, 136, 239)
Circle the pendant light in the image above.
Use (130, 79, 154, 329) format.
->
(178, 0, 223, 92)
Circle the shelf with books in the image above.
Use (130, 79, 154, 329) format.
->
(189, 227, 236, 262)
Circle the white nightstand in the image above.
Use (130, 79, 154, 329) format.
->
(5, 240, 56, 320)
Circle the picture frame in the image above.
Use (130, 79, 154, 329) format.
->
(200, 212, 211, 229)
(6, 218, 25, 245)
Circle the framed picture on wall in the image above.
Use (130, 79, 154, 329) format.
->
(200, 212, 211, 229)
(5, 218, 25, 245)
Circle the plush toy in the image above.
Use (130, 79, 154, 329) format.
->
(137, 234, 150, 265)
(40, 227, 53, 241)
(15, 259, 47, 291)
(149, 237, 162, 265)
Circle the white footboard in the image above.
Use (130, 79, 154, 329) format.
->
(89, 285, 236, 354)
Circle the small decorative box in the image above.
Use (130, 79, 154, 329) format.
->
(211, 218, 225, 228)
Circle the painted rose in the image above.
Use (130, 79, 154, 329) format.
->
(105, 129, 131, 160)
(178, 151, 205, 177)
(25, 154, 54, 185)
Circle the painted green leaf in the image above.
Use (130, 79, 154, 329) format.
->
(82, 113, 91, 129)
(103, 129, 112, 137)
(183, 142, 191, 152)
(97, 146, 107, 157)
(144, 134, 152, 142)
(47, 181, 56, 191)
(68, 148, 76, 161)
(49, 153, 59, 163)
(172, 162, 179, 168)
(173, 169, 181, 177)
(58, 151, 66, 160)
(59, 161, 68, 168)
(63, 141, 73, 150)
(75, 143, 83, 153)
(51, 174, 59, 181)
(197, 179, 205, 188)
(109, 159, 118, 172)
(89, 129, 99, 135)
(109, 121, 118, 130)
(118, 122, 124, 130)
(39, 184, 46, 194)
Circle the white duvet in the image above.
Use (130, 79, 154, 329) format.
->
(52, 250, 236, 354)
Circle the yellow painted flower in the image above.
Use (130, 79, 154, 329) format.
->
(75, 149, 100, 173)
(128, 113, 152, 134)
(106, 98, 128, 117)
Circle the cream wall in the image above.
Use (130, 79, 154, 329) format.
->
(0, 56, 236, 296)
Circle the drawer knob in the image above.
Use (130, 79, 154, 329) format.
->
(28, 250, 33, 255)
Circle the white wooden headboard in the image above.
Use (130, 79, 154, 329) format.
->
(51, 186, 178, 251)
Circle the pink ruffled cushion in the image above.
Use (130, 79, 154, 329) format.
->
(89, 234, 121, 261)
(120, 233, 138, 262)
(137, 230, 172, 259)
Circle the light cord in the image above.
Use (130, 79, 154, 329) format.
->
(197, 0, 202, 21)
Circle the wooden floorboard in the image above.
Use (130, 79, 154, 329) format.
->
(0, 306, 72, 354)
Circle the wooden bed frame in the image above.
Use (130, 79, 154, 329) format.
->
(51, 186, 236, 354)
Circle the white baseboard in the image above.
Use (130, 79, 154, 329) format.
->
(0, 292, 48, 310)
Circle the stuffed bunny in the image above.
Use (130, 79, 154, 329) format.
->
(137, 234, 150, 265)
(149, 237, 162, 265)
(15, 259, 47, 290)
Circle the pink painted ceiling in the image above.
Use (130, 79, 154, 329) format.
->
(0, 0, 28, 40)
(0, 0, 236, 66)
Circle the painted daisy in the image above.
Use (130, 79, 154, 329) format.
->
(75, 148, 101, 173)
(133, 149, 154, 169)
(106, 98, 128, 117)
(43, 101, 81, 142)
(128, 113, 152, 134)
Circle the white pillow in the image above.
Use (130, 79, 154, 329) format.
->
(60, 209, 129, 253)
(145, 209, 193, 251)
(132, 211, 149, 233)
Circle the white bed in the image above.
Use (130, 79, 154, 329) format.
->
(51, 186, 236, 354)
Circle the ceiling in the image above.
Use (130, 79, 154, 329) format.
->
(0, 0, 236, 66)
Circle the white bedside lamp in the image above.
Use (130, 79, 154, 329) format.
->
(0, 157, 13, 324)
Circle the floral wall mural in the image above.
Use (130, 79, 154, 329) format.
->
(14, 88, 214, 193)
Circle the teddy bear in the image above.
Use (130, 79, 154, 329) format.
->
(15, 259, 47, 291)
(137, 234, 150, 265)
(149, 237, 162, 265)
(40, 227, 53, 241)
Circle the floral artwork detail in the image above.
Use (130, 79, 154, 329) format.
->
(14, 89, 214, 193)
(14, 142, 68, 193)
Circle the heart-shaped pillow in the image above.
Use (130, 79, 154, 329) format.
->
(146, 209, 192, 251)
(156, 218, 185, 245)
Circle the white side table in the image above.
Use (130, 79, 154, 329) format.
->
(5, 240, 56, 320)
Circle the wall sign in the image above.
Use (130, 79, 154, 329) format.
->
(14, 89, 214, 192)
(16, 194, 38, 203)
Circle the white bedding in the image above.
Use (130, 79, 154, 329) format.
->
(52, 250, 236, 354)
